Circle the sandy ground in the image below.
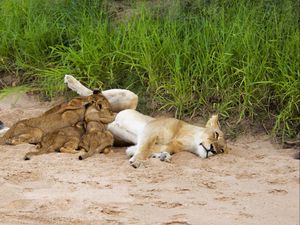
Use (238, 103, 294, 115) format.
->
(0, 94, 299, 225)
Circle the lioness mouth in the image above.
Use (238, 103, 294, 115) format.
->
(0, 121, 4, 130)
(199, 143, 217, 158)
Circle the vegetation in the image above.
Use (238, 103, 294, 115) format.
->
(0, 0, 299, 141)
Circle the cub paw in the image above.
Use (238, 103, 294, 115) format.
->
(24, 155, 31, 160)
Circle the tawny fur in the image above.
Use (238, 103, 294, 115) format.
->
(127, 113, 230, 168)
(79, 121, 114, 160)
(84, 94, 116, 124)
(78, 98, 115, 160)
(64, 74, 138, 112)
(24, 122, 85, 160)
(0, 94, 108, 146)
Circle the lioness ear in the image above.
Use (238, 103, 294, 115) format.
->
(214, 131, 219, 139)
(205, 114, 220, 129)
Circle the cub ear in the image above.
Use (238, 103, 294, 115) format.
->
(58, 97, 90, 112)
(93, 89, 101, 95)
(205, 114, 220, 129)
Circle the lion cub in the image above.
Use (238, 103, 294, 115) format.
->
(24, 122, 84, 160)
(78, 94, 115, 160)
(0, 93, 110, 146)
(79, 121, 114, 160)
(0, 96, 91, 145)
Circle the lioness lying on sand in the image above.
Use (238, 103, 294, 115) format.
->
(65, 75, 230, 167)
(109, 109, 230, 168)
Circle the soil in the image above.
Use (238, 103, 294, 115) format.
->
(0, 93, 299, 225)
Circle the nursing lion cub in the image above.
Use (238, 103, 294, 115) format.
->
(0, 93, 109, 146)
(79, 121, 114, 160)
(78, 95, 115, 160)
(24, 122, 85, 160)
(0, 97, 89, 145)
(126, 114, 230, 168)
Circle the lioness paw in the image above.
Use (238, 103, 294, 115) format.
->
(129, 156, 142, 168)
(151, 152, 172, 162)
(159, 152, 172, 162)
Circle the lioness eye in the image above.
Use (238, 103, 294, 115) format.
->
(215, 132, 219, 139)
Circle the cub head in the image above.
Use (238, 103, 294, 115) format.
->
(87, 93, 112, 111)
(85, 93, 116, 124)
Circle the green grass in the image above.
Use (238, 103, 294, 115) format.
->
(0, 0, 299, 141)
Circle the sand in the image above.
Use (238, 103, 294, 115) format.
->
(0, 93, 299, 225)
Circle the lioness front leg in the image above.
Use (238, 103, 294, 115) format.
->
(129, 136, 158, 168)
(130, 140, 183, 167)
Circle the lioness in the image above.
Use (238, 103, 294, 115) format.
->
(109, 109, 229, 168)
(24, 122, 85, 160)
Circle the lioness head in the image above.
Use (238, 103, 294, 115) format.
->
(200, 114, 230, 157)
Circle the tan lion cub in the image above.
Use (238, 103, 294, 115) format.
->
(78, 92, 115, 160)
(79, 121, 114, 160)
(0, 93, 108, 146)
(0, 96, 91, 145)
(126, 113, 230, 168)
(24, 122, 85, 160)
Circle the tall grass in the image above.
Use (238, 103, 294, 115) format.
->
(0, 0, 299, 141)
